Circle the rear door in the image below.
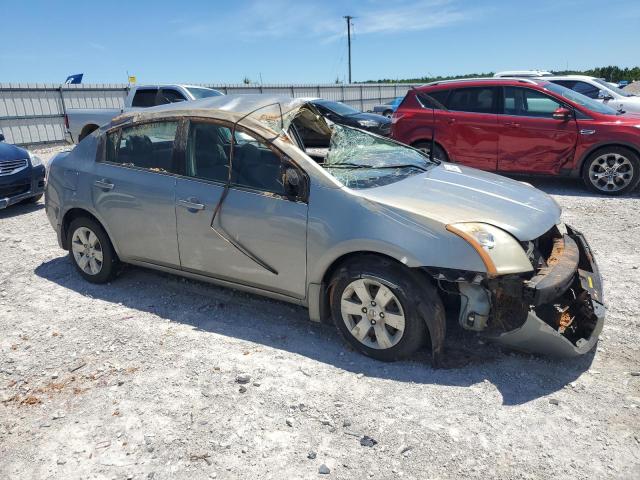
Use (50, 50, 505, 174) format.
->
(440, 87, 499, 170)
(91, 120, 181, 267)
(497, 87, 578, 174)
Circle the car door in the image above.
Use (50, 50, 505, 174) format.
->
(175, 120, 308, 299)
(497, 87, 578, 175)
(91, 120, 181, 267)
(439, 87, 499, 170)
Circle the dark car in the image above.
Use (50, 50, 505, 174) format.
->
(310, 99, 391, 136)
(0, 132, 46, 209)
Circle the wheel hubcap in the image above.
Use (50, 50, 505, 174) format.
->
(589, 153, 634, 192)
(71, 227, 103, 275)
(340, 278, 406, 350)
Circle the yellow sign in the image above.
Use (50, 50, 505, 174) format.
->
(128, 75, 137, 84)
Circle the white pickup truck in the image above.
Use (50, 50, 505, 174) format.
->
(65, 84, 223, 143)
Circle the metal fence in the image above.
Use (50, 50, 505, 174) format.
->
(0, 82, 420, 146)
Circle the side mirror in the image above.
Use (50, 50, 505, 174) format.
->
(598, 90, 613, 101)
(284, 166, 304, 199)
(552, 107, 572, 121)
(0, 133, 4, 142)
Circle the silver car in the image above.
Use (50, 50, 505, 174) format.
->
(44, 95, 605, 364)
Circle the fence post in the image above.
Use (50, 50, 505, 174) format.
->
(58, 85, 68, 144)
(360, 85, 364, 111)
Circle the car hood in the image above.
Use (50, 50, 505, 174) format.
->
(0, 141, 29, 161)
(362, 163, 561, 241)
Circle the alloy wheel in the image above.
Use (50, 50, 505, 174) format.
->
(71, 226, 104, 276)
(340, 278, 406, 350)
(588, 153, 634, 193)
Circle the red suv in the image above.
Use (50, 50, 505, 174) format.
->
(391, 78, 640, 195)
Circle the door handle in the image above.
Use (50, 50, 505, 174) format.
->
(93, 179, 114, 190)
(177, 198, 205, 211)
(447, 118, 456, 124)
(504, 122, 520, 128)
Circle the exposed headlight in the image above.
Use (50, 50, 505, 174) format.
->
(357, 120, 379, 127)
(28, 151, 43, 167)
(634, 124, 640, 129)
(446, 222, 533, 276)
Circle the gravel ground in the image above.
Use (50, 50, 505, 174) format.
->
(1, 147, 639, 480)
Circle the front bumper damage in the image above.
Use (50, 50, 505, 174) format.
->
(485, 225, 605, 357)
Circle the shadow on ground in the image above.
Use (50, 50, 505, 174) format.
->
(35, 256, 595, 406)
(0, 201, 44, 219)
(507, 175, 640, 198)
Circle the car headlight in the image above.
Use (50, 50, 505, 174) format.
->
(357, 120, 379, 128)
(634, 124, 640, 129)
(28, 151, 43, 167)
(446, 222, 533, 276)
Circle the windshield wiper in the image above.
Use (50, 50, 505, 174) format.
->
(325, 162, 427, 171)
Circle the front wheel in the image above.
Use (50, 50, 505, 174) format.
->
(582, 147, 640, 195)
(329, 256, 441, 362)
(68, 217, 119, 283)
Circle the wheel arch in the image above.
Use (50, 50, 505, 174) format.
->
(61, 207, 115, 254)
(577, 142, 640, 177)
(313, 250, 446, 365)
(411, 139, 449, 160)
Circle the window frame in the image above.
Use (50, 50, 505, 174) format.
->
(499, 86, 573, 120)
(445, 86, 499, 114)
(157, 88, 187, 105)
(100, 118, 184, 176)
(175, 117, 310, 203)
(131, 88, 160, 108)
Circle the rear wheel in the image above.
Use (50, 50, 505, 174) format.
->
(329, 256, 441, 362)
(382, 109, 393, 118)
(582, 146, 640, 195)
(412, 141, 448, 162)
(68, 217, 119, 283)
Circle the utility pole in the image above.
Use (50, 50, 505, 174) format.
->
(344, 15, 353, 83)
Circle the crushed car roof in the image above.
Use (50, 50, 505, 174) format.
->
(110, 94, 316, 135)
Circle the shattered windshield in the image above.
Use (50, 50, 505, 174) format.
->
(323, 124, 434, 189)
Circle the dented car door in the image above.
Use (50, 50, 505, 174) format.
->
(175, 120, 308, 299)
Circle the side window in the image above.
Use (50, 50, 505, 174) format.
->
(157, 89, 187, 105)
(231, 129, 287, 195)
(571, 81, 600, 99)
(131, 89, 159, 107)
(185, 122, 231, 183)
(417, 89, 449, 109)
(447, 88, 496, 113)
(105, 121, 179, 173)
(503, 87, 561, 118)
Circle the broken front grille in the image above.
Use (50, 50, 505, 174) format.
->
(0, 158, 28, 176)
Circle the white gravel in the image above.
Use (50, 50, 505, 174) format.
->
(1, 146, 639, 479)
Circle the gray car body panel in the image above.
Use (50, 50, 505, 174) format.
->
(46, 94, 604, 359)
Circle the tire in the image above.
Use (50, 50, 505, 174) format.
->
(412, 141, 448, 162)
(329, 255, 443, 362)
(382, 109, 393, 118)
(67, 217, 119, 284)
(581, 146, 640, 195)
(19, 194, 43, 205)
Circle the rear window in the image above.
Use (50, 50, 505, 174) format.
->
(131, 89, 159, 107)
(105, 121, 179, 174)
(447, 87, 497, 114)
(417, 89, 449, 109)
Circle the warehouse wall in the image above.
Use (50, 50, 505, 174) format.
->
(0, 83, 419, 146)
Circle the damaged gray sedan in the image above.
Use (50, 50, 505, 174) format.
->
(44, 95, 605, 364)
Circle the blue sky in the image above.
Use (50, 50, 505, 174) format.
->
(1, 0, 639, 84)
